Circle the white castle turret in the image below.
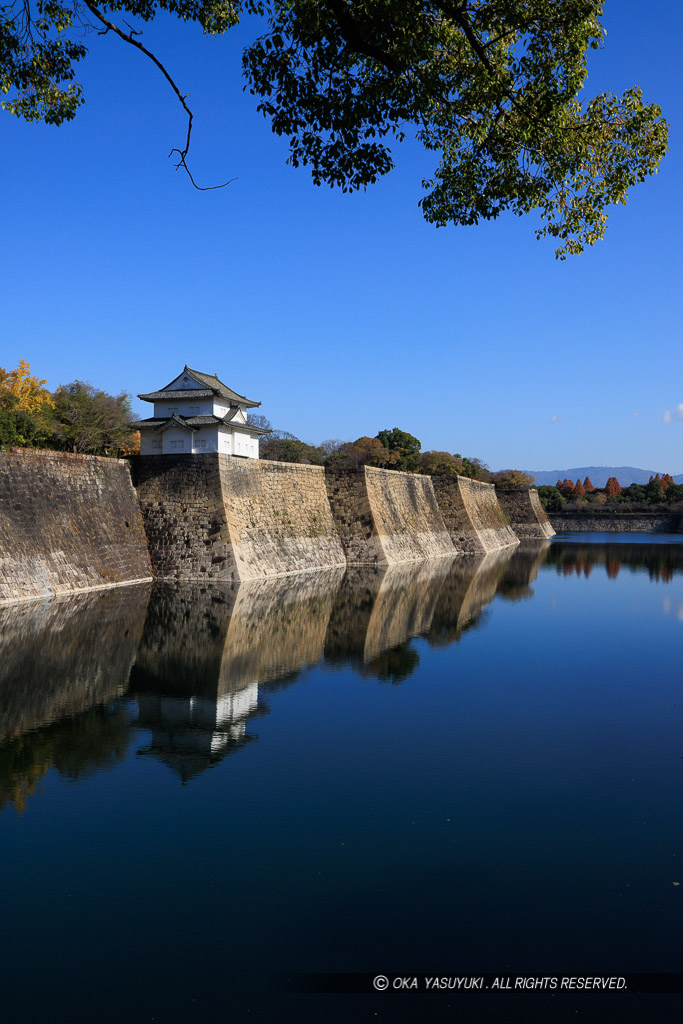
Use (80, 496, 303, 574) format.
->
(133, 365, 270, 457)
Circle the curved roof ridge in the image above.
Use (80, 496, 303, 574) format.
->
(185, 366, 260, 408)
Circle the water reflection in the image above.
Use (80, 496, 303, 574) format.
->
(0, 585, 150, 742)
(324, 559, 457, 671)
(0, 585, 150, 812)
(543, 541, 683, 582)
(425, 547, 535, 648)
(2, 538, 681, 806)
(130, 571, 345, 781)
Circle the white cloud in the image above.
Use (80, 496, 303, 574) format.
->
(661, 403, 683, 424)
(547, 414, 569, 425)
(632, 411, 641, 418)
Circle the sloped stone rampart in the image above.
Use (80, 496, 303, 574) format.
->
(324, 468, 385, 565)
(495, 487, 555, 539)
(3, 452, 563, 595)
(365, 466, 457, 562)
(325, 466, 455, 564)
(219, 457, 346, 579)
(432, 475, 519, 553)
(132, 454, 346, 581)
(0, 449, 152, 604)
(131, 454, 236, 581)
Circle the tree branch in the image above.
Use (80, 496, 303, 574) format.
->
(81, 0, 236, 190)
(324, 0, 403, 74)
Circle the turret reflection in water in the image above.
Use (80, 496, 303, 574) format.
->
(0, 585, 150, 813)
(0, 548, 557, 806)
(130, 571, 346, 781)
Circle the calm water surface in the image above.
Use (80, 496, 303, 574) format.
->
(1, 538, 682, 1022)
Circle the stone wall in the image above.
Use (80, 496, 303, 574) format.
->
(135, 458, 524, 579)
(496, 487, 555, 539)
(0, 449, 152, 604)
(131, 454, 234, 581)
(22, 451, 679, 598)
(549, 510, 683, 533)
(220, 457, 346, 579)
(325, 466, 455, 564)
(432, 475, 519, 553)
(132, 454, 346, 581)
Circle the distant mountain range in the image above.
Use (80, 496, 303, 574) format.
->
(522, 466, 683, 488)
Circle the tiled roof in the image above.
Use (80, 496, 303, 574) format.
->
(138, 366, 261, 407)
(137, 389, 214, 402)
(185, 367, 261, 408)
(132, 414, 271, 435)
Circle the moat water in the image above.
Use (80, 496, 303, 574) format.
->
(1, 537, 682, 1022)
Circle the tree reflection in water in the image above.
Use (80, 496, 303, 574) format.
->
(3, 536, 681, 807)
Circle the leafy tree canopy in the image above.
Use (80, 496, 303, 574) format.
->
(492, 468, 534, 487)
(536, 484, 565, 511)
(454, 453, 491, 481)
(376, 427, 421, 471)
(419, 450, 461, 476)
(259, 435, 323, 463)
(0, 359, 53, 413)
(50, 380, 138, 455)
(325, 436, 400, 469)
(0, 1, 668, 254)
(0, 360, 54, 448)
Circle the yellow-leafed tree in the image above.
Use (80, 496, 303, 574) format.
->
(0, 360, 53, 413)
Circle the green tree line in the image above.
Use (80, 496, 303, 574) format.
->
(0, 361, 138, 456)
(254, 419, 531, 482)
(538, 474, 683, 510)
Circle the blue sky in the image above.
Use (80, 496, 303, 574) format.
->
(1, 1, 681, 472)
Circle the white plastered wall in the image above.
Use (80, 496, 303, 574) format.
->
(161, 426, 193, 454)
(232, 431, 259, 459)
(154, 397, 214, 417)
(193, 426, 219, 453)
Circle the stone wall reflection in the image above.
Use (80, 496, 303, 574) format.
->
(324, 560, 455, 667)
(0, 546, 558, 801)
(0, 584, 150, 813)
(0, 584, 150, 742)
(494, 542, 550, 603)
(425, 549, 517, 648)
(131, 571, 345, 781)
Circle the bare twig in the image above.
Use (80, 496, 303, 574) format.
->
(81, 0, 236, 190)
